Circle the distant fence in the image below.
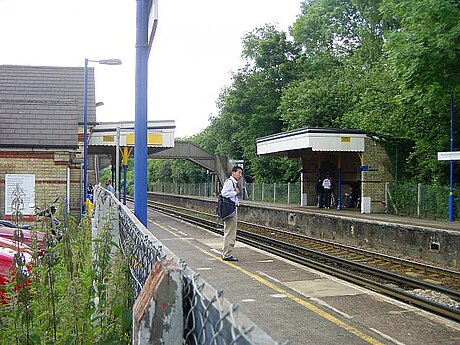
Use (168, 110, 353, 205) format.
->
(385, 181, 460, 220)
(150, 181, 301, 205)
(151, 181, 459, 221)
(93, 186, 282, 344)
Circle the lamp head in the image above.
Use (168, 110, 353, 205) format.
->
(98, 59, 122, 65)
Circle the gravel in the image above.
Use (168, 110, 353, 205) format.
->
(410, 289, 460, 310)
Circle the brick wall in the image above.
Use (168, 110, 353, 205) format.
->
(0, 150, 82, 221)
(361, 137, 393, 212)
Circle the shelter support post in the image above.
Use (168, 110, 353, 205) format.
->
(336, 154, 342, 210)
(300, 169, 307, 206)
(122, 147, 131, 205)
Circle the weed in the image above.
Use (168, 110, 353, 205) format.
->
(0, 200, 132, 344)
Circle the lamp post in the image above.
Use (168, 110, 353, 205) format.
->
(83, 58, 122, 214)
(448, 91, 455, 221)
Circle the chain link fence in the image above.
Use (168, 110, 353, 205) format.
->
(151, 181, 459, 221)
(385, 181, 460, 220)
(150, 181, 302, 205)
(150, 181, 216, 198)
(93, 186, 283, 344)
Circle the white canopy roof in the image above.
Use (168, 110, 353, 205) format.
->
(257, 128, 367, 156)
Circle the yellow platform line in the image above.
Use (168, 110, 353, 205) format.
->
(151, 219, 384, 345)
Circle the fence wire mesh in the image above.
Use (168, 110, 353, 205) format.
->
(151, 181, 302, 206)
(94, 186, 282, 344)
(181, 269, 282, 345)
(151, 181, 458, 221)
(386, 181, 460, 220)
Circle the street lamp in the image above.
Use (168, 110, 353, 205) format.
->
(448, 91, 455, 221)
(83, 58, 122, 213)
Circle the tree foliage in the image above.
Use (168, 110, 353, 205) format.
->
(195, 24, 301, 182)
(150, 0, 460, 185)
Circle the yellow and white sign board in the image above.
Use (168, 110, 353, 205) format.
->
(89, 120, 175, 148)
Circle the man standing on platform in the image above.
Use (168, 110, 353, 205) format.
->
(104, 178, 115, 193)
(221, 166, 243, 262)
(315, 178, 324, 208)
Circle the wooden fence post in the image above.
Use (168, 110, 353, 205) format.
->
(133, 259, 183, 345)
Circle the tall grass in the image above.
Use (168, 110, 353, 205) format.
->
(0, 209, 132, 344)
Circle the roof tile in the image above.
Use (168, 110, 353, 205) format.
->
(0, 65, 95, 148)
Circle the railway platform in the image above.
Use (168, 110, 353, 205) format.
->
(271, 201, 460, 232)
(145, 206, 460, 345)
(150, 192, 460, 271)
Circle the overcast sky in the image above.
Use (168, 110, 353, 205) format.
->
(0, 0, 302, 138)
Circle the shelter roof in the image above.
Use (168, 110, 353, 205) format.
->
(0, 64, 95, 149)
(257, 127, 368, 156)
(89, 120, 175, 152)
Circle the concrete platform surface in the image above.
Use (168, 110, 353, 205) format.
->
(146, 207, 460, 345)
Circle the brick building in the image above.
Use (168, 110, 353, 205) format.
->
(0, 65, 96, 220)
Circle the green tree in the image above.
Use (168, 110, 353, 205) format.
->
(380, 0, 460, 182)
(195, 24, 300, 182)
(279, 56, 354, 129)
(292, 0, 388, 59)
(281, 0, 392, 130)
(135, 0, 460, 185)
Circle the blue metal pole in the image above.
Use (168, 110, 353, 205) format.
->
(336, 168, 342, 210)
(134, 0, 148, 225)
(82, 58, 89, 215)
(448, 91, 455, 221)
(242, 161, 246, 200)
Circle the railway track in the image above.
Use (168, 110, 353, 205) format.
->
(132, 197, 460, 321)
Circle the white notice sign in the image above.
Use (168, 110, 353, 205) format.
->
(4, 174, 35, 216)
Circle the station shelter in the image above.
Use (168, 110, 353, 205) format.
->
(256, 128, 393, 213)
(88, 120, 175, 196)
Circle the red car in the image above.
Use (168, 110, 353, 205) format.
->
(0, 236, 33, 303)
(0, 225, 46, 249)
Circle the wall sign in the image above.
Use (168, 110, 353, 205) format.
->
(4, 174, 35, 216)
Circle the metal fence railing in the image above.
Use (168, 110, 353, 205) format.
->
(150, 181, 459, 221)
(150, 182, 217, 198)
(93, 186, 282, 344)
(150, 181, 302, 205)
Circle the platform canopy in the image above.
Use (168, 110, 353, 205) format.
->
(256, 128, 367, 157)
(88, 120, 175, 156)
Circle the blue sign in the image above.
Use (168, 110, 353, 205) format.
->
(359, 165, 369, 172)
